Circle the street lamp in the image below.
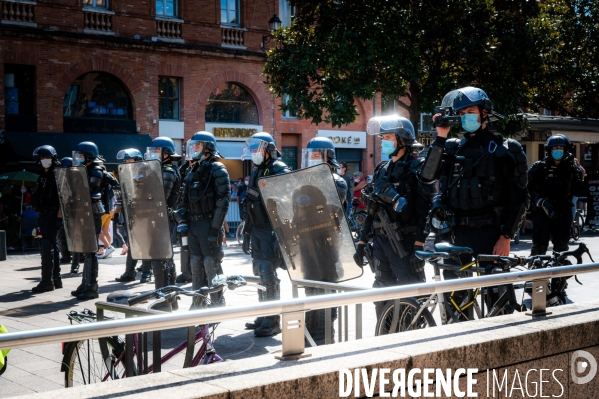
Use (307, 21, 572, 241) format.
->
(262, 14, 282, 48)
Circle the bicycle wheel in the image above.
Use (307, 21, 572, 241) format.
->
(375, 297, 436, 336)
(63, 337, 127, 387)
(236, 221, 245, 244)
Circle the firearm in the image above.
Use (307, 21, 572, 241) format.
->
(376, 209, 408, 258)
(364, 241, 375, 274)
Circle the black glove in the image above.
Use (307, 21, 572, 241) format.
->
(353, 243, 366, 267)
(410, 245, 425, 274)
(208, 228, 220, 248)
(242, 234, 251, 255)
(537, 199, 558, 219)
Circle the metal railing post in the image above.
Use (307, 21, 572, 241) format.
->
(526, 279, 552, 317)
(276, 310, 311, 360)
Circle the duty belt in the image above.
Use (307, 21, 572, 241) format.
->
(188, 213, 212, 222)
(454, 214, 495, 228)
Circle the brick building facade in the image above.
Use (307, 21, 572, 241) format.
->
(0, 0, 382, 180)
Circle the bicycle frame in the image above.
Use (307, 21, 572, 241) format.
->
(97, 323, 220, 381)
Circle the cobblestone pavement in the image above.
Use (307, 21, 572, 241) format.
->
(2, 231, 599, 396)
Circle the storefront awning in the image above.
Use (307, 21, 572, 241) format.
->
(216, 141, 246, 160)
(4, 131, 152, 167)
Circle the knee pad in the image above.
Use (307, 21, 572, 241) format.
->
(204, 256, 219, 283)
(252, 260, 261, 276)
(259, 261, 278, 282)
(553, 241, 569, 253)
(40, 239, 52, 251)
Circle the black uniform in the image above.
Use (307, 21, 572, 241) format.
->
(175, 160, 194, 282)
(74, 162, 116, 299)
(151, 161, 181, 291)
(528, 157, 584, 254)
(244, 158, 291, 332)
(184, 156, 230, 302)
(421, 127, 529, 313)
(360, 153, 433, 317)
(32, 166, 61, 288)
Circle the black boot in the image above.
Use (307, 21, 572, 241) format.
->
(254, 316, 281, 337)
(53, 275, 63, 289)
(73, 255, 91, 297)
(32, 280, 54, 293)
(151, 261, 171, 312)
(245, 317, 264, 329)
(116, 272, 136, 282)
(70, 263, 80, 274)
(76, 284, 99, 300)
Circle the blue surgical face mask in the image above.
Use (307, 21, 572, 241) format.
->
(552, 149, 564, 161)
(381, 139, 396, 156)
(77, 156, 86, 165)
(461, 114, 481, 133)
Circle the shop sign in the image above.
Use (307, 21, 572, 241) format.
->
(417, 132, 435, 146)
(213, 127, 258, 138)
(317, 130, 366, 149)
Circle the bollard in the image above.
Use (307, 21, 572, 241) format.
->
(0, 230, 6, 261)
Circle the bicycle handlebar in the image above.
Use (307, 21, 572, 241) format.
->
(126, 275, 250, 307)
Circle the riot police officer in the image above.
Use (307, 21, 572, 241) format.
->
(528, 135, 584, 255)
(174, 158, 194, 284)
(71, 141, 119, 300)
(420, 87, 529, 313)
(353, 116, 435, 318)
(241, 132, 291, 337)
(302, 137, 348, 206)
(31, 145, 62, 292)
(145, 137, 181, 304)
(115, 148, 145, 283)
(179, 132, 230, 305)
(300, 137, 348, 343)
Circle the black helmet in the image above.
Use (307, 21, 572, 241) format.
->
(366, 115, 420, 156)
(545, 134, 574, 157)
(302, 137, 339, 168)
(452, 86, 493, 112)
(187, 131, 221, 161)
(60, 157, 73, 167)
(291, 185, 328, 221)
(74, 141, 100, 165)
(241, 132, 279, 166)
(33, 145, 58, 163)
(146, 136, 180, 161)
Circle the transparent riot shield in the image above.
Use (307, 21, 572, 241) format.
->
(55, 166, 98, 253)
(118, 160, 173, 260)
(258, 163, 363, 283)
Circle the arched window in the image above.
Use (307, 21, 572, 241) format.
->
(205, 82, 258, 124)
(63, 72, 133, 119)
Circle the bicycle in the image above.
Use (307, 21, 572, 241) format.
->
(61, 275, 259, 387)
(375, 242, 545, 336)
(236, 220, 245, 245)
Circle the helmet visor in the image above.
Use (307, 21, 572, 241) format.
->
(441, 89, 460, 109)
(366, 115, 404, 135)
(186, 140, 208, 161)
(72, 151, 86, 166)
(241, 137, 269, 161)
(144, 147, 162, 161)
(301, 149, 326, 169)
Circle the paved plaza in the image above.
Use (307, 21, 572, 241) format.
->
(1, 232, 599, 396)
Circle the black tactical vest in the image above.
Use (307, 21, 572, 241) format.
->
(186, 161, 216, 215)
(446, 139, 503, 213)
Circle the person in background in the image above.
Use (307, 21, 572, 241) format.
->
(238, 176, 249, 221)
(352, 172, 367, 209)
(572, 158, 587, 219)
(339, 162, 353, 216)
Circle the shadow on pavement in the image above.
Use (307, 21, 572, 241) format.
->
(0, 290, 36, 303)
(0, 298, 79, 318)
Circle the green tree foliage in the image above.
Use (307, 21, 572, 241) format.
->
(264, 1, 543, 134)
(529, 0, 599, 118)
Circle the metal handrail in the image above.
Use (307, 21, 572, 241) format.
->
(1, 263, 599, 358)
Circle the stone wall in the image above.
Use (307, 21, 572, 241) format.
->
(15, 300, 599, 399)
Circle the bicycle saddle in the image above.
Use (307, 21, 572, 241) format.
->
(434, 242, 473, 254)
(107, 290, 138, 304)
